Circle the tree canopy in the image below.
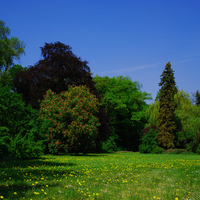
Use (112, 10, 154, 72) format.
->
(93, 76, 151, 151)
(15, 42, 110, 148)
(15, 42, 94, 109)
(0, 20, 25, 71)
(40, 85, 100, 154)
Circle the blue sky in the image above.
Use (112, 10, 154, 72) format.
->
(1, 0, 200, 103)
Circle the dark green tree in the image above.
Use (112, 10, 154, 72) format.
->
(157, 62, 178, 149)
(0, 84, 45, 158)
(194, 90, 200, 106)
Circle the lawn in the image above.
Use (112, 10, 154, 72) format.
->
(0, 152, 199, 200)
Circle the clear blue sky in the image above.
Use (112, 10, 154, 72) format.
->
(1, 0, 200, 103)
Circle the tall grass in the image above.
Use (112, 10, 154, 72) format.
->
(0, 152, 199, 199)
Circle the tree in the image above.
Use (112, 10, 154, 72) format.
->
(40, 85, 100, 154)
(146, 90, 200, 152)
(0, 64, 25, 89)
(194, 90, 200, 106)
(0, 20, 25, 71)
(15, 42, 110, 148)
(93, 76, 151, 151)
(174, 90, 200, 151)
(15, 42, 93, 108)
(157, 62, 178, 149)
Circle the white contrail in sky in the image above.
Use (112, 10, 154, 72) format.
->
(96, 63, 160, 75)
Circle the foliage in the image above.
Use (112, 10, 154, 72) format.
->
(40, 85, 100, 154)
(0, 127, 10, 156)
(146, 90, 200, 152)
(101, 136, 117, 152)
(0, 20, 25, 71)
(139, 128, 158, 153)
(15, 42, 110, 146)
(0, 153, 200, 199)
(9, 131, 44, 159)
(196, 144, 200, 154)
(157, 62, 178, 149)
(174, 90, 200, 152)
(0, 84, 44, 158)
(151, 147, 164, 154)
(93, 76, 151, 151)
(15, 42, 93, 109)
(194, 90, 200, 106)
(0, 64, 25, 89)
(165, 148, 192, 154)
(145, 101, 159, 127)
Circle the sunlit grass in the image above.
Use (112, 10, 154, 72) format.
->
(0, 152, 199, 199)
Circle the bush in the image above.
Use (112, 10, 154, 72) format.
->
(40, 85, 101, 154)
(0, 127, 10, 156)
(0, 85, 45, 158)
(195, 144, 200, 154)
(10, 132, 44, 159)
(101, 136, 117, 153)
(165, 148, 191, 154)
(139, 128, 158, 153)
(151, 147, 164, 154)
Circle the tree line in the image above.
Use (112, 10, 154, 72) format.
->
(0, 20, 199, 158)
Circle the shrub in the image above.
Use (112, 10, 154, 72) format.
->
(151, 147, 164, 154)
(101, 136, 117, 153)
(10, 132, 44, 159)
(196, 144, 200, 154)
(0, 127, 10, 156)
(40, 85, 100, 154)
(139, 128, 158, 153)
(166, 148, 191, 154)
(0, 85, 45, 158)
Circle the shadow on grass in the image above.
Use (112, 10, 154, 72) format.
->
(0, 156, 77, 168)
(0, 182, 62, 200)
(0, 157, 80, 199)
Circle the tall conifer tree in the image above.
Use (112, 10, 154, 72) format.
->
(157, 62, 177, 149)
(194, 90, 200, 106)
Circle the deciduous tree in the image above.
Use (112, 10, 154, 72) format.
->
(93, 76, 151, 151)
(0, 20, 25, 71)
(40, 85, 100, 153)
(15, 42, 110, 146)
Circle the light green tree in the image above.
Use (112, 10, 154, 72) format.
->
(0, 20, 25, 71)
(93, 76, 151, 151)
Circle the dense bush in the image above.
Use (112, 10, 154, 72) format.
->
(0, 84, 45, 158)
(151, 147, 164, 154)
(196, 144, 200, 154)
(101, 136, 117, 153)
(139, 128, 158, 153)
(40, 85, 100, 154)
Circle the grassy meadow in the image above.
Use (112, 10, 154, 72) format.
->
(0, 152, 199, 200)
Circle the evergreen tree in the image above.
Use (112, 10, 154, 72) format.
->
(194, 90, 200, 106)
(157, 62, 177, 149)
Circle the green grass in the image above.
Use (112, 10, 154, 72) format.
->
(0, 152, 200, 200)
